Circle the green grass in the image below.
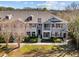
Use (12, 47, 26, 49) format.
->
(19, 45, 64, 54)
(7, 45, 65, 56)
(20, 45, 52, 51)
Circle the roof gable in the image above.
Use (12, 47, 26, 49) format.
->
(44, 16, 68, 23)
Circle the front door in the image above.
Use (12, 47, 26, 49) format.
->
(37, 24, 42, 38)
(63, 33, 66, 38)
(37, 30, 42, 38)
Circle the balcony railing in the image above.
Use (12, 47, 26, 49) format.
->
(44, 27, 50, 30)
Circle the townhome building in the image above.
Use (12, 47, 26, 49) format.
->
(0, 10, 68, 41)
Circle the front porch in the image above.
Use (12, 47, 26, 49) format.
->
(25, 31, 67, 43)
(22, 36, 64, 43)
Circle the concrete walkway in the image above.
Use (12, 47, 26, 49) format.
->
(37, 35, 42, 43)
(0, 40, 69, 46)
(2, 54, 8, 57)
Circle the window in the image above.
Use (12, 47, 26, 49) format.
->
(37, 24, 42, 29)
(60, 24, 63, 28)
(52, 17, 55, 19)
(52, 24, 54, 27)
(27, 32, 30, 36)
(29, 23, 36, 28)
(44, 24, 50, 30)
(38, 18, 41, 23)
(55, 32, 58, 37)
(29, 23, 32, 27)
(5, 16, 9, 19)
(56, 24, 60, 28)
(43, 32, 50, 37)
(60, 32, 62, 37)
(25, 16, 32, 22)
(63, 33, 66, 38)
(33, 24, 36, 27)
(32, 32, 35, 36)
(44, 24, 50, 27)
(38, 24, 41, 25)
(29, 16, 32, 20)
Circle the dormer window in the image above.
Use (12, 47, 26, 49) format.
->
(25, 15, 33, 22)
(28, 16, 32, 21)
(5, 14, 12, 20)
(5, 16, 9, 19)
(38, 18, 41, 23)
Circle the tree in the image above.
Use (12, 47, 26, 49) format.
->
(0, 7, 14, 11)
(65, 2, 79, 10)
(42, 8, 47, 11)
(68, 17, 79, 49)
(14, 33, 22, 48)
(6, 7, 15, 10)
(0, 34, 5, 43)
(9, 34, 15, 43)
(0, 7, 6, 11)
(2, 32, 10, 48)
(66, 2, 79, 49)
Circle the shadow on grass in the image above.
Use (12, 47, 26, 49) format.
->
(0, 45, 19, 54)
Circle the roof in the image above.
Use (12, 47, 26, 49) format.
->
(52, 15, 68, 23)
(0, 18, 25, 25)
(0, 10, 68, 23)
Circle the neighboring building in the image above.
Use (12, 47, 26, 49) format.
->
(0, 10, 68, 41)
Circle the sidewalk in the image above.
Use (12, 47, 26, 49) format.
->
(0, 40, 69, 46)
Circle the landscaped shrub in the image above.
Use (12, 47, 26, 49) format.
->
(50, 37, 54, 42)
(9, 35, 15, 43)
(51, 46, 58, 50)
(51, 37, 63, 43)
(41, 39, 51, 42)
(68, 32, 76, 45)
(29, 36, 38, 43)
(0, 35, 5, 43)
(23, 36, 30, 42)
(51, 45, 64, 50)
(54, 38, 63, 43)
(23, 36, 38, 43)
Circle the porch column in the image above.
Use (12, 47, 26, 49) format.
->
(42, 24, 44, 39)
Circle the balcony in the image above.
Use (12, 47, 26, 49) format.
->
(44, 24, 50, 30)
(44, 27, 50, 30)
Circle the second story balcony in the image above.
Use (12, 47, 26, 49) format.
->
(44, 27, 50, 30)
(43, 24, 50, 30)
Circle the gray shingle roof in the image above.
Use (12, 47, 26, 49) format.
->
(0, 10, 67, 23)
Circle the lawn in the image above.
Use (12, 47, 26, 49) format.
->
(0, 44, 78, 57)
(8, 45, 64, 57)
